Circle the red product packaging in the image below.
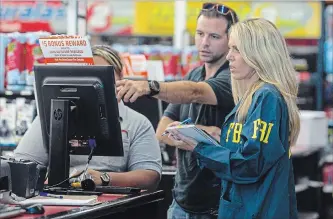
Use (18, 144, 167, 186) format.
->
(323, 164, 333, 185)
(161, 48, 181, 80)
(182, 46, 202, 78)
(5, 32, 26, 90)
(25, 32, 50, 87)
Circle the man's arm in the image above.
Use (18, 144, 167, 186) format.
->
(116, 80, 217, 105)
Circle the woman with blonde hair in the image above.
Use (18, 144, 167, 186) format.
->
(166, 18, 300, 219)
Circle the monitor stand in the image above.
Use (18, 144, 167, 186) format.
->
(48, 99, 70, 188)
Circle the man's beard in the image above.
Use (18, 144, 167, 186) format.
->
(205, 52, 225, 64)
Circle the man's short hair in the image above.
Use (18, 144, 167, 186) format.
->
(198, 9, 239, 33)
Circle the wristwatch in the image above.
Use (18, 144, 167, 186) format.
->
(148, 80, 160, 97)
(100, 172, 110, 186)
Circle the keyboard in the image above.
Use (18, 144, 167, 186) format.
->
(0, 204, 25, 219)
(95, 186, 141, 194)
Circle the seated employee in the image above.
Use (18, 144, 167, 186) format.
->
(14, 45, 162, 191)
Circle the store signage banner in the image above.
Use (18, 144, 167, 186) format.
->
(134, 1, 322, 39)
(0, 0, 66, 33)
(39, 35, 94, 65)
(0, 0, 134, 35)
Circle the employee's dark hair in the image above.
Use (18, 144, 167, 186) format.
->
(91, 45, 123, 78)
(198, 4, 239, 33)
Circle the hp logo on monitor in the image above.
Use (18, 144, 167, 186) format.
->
(54, 109, 63, 121)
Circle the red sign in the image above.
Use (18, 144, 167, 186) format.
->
(86, 2, 112, 33)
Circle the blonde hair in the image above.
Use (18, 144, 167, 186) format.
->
(92, 45, 123, 78)
(229, 18, 300, 146)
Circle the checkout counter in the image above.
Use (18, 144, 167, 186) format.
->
(10, 191, 164, 219)
(0, 159, 165, 219)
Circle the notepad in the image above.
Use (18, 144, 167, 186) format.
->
(20, 195, 100, 206)
(166, 124, 220, 146)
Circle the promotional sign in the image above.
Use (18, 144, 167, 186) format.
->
(134, 1, 322, 39)
(0, 0, 65, 33)
(39, 35, 94, 65)
(0, 0, 134, 35)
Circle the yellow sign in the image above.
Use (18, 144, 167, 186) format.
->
(134, 1, 321, 39)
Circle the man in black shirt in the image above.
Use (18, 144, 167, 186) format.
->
(116, 3, 238, 218)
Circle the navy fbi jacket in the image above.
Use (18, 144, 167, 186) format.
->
(193, 84, 298, 219)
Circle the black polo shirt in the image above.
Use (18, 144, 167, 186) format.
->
(164, 61, 234, 213)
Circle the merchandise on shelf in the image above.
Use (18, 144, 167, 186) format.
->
(0, 97, 36, 147)
(25, 32, 49, 87)
(323, 164, 333, 185)
(112, 44, 202, 80)
(15, 98, 36, 144)
(0, 34, 8, 91)
(0, 98, 16, 147)
(325, 73, 333, 145)
(5, 32, 26, 90)
(122, 53, 148, 78)
(0, 31, 51, 92)
(182, 46, 202, 78)
(326, 107, 333, 146)
(325, 74, 333, 107)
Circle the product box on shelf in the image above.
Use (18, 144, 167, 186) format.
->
(0, 31, 51, 92)
(25, 32, 50, 88)
(296, 110, 328, 148)
(0, 97, 36, 147)
(15, 98, 36, 144)
(0, 34, 9, 91)
(122, 53, 148, 78)
(112, 44, 201, 81)
(5, 32, 26, 91)
(0, 98, 17, 147)
(325, 107, 333, 146)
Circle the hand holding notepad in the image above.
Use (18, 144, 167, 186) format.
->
(166, 124, 221, 146)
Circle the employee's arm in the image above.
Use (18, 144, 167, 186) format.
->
(88, 169, 159, 191)
(116, 80, 217, 105)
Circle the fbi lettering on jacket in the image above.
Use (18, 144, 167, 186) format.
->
(226, 119, 274, 144)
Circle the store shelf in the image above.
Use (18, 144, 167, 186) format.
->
(295, 180, 324, 193)
(0, 146, 16, 151)
(296, 183, 310, 193)
(291, 146, 323, 158)
(323, 185, 332, 194)
(0, 90, 34, 99)
(298, 212, 320, 219)
(319, 154, 333, 166)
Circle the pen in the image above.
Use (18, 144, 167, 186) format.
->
(39, 192, 63, 199)
(162, 118, 192, 136)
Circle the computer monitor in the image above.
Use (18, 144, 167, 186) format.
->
(34, 65, 123, 187)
